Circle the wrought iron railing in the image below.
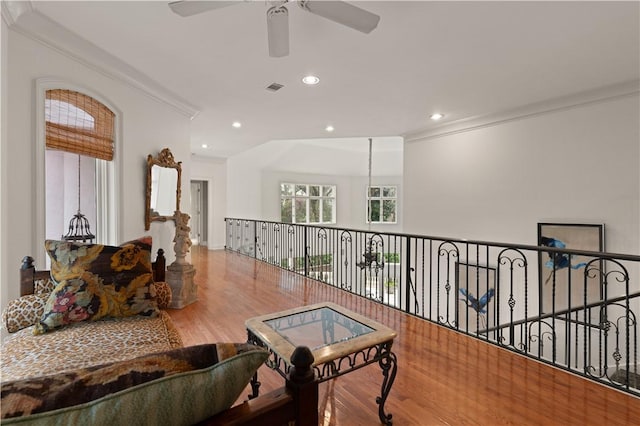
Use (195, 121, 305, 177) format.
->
(225, 218, 640, 396)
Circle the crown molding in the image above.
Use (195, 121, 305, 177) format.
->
(2, 1, 200, 120)
(404, 80, 640, 143)
(1, 0, 33, 26)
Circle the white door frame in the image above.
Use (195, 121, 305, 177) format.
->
(190, 176, 212, 249)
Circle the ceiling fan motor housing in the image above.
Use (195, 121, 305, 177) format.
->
(169, 0, 380, 58)
(267, 5, 290, 57)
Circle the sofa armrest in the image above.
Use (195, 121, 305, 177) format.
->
(20, 256, 51, 297)
(2, 294, 49, 333)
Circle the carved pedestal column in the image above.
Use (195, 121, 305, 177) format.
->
(167, 210, 197, 309)
(166, 263, 197, 308)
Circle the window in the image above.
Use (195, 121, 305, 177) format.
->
(281, 183, 336, 224)
(44, 89, 116, 243)
(45, 89, 115, 160)
(366, 186, 397, 223)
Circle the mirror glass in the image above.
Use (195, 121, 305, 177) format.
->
(150, 165, 178, 217)
(145, 148, 182, 230)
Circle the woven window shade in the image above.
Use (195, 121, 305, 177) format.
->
(45, 89, 115, 161)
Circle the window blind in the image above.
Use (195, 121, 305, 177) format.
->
(45, 89, 115, 161)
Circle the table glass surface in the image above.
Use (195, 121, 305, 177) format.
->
(264, 307, 374, 350)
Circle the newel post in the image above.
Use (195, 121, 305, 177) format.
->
(286, 346, 318, 426)
(20, 256, 36, 296)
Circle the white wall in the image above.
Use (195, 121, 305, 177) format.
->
(228, 137, 404, 232)
(260, 171, 403, 233)
(1, 18, 8, 315)
(403, 93, 640, 255)
(1, 26, 192, 308)
(226, 143, 274, 220)
(261, 171, 353, 224)
(261, 138, 403, 177)
(348, 175, 403, 234)
(190, 156, 227, 249)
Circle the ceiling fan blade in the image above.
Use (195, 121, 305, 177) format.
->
(169, 1, 238, 17)
(267, 6, 289, 58)
(298, 0, 380, 34)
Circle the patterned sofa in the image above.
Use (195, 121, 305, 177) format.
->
(1, 238, 183, 381)
(1, 279, 182, 383)
(0, 239, 319, 425)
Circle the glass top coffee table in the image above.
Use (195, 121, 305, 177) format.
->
(246, 302, 397, 425)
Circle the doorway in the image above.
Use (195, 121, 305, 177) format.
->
(190, 180, 208, 246)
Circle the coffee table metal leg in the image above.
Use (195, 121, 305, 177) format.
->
(249, 371, 261, 399)
(376, 348, 397, 425)
(247, 329, 264, 399)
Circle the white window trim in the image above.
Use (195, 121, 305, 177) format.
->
(35, 78, 121, 266)
(366, 185, 398, 224)
(281, 182, 336, 224)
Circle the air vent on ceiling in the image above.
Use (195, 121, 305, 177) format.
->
(266, 83, 284, 92)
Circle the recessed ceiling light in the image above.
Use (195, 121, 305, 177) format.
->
(232, 121, 242, 128)
(325, 125, 334, 132)
(430, 113, 444, 120)
(302, 75, 320, 85)
(201, 144, 208, 148)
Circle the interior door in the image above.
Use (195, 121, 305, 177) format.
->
(189, 180, 208, 246)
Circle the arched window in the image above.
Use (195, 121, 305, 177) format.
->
(45, 89, 115, 160)
(44, 89, 116, 244)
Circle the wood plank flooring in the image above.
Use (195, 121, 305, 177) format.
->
(167, 247, 640, 425)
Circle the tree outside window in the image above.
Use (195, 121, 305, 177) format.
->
(281, 183, 336, 224)
(367, 186, 397, 224)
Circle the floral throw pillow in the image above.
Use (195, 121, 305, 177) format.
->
(35, 238, 158, 334)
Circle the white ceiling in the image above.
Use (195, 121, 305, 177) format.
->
(22, 1, 640, 158)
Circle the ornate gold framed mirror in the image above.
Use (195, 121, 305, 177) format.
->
(145, 148, 182, 230)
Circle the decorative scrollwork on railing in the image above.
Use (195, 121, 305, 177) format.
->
(408, 267, 419, 315)
(242, 220, 252, 254)
(600, 262, 630, 293)
(234, 219, 242, 253)
(269, 223, 280, 266)
(437, 241, 458, 326)
(257, 222, 268, 261)
(357, 234, 385, 303)
(613, 306, 638, 389)
(309, 228, 330, 283)
(581, 258, 636, 387)
(528, 320, 556, 357)
(497, 248, 528, 347)
(226, 220, 233, 249)
(339, 230, 353, 290)
(586, 298, 638, 389)
(317, 227, 328, 240)
(230, 218, 640, 399)
(284, 224, 296, 271)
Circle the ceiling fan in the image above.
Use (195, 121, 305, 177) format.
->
(168, 0, 380, 57)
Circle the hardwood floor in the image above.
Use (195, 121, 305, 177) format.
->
(167, 247, 640, 425)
